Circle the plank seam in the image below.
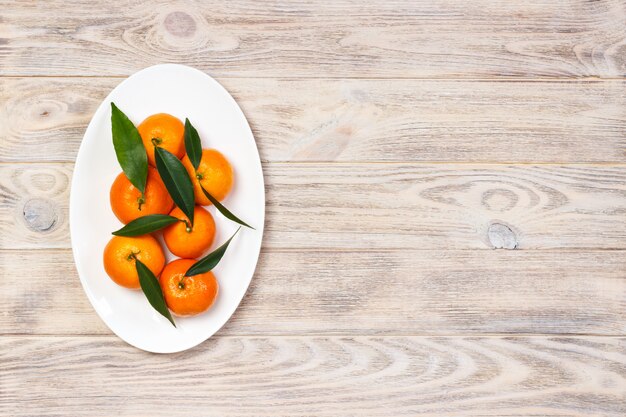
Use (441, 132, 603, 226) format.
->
(2, 248, 626, 253)
(3, 333, 625, 338)
(3, 161, 626, 167)
(1, 75, 626, 82)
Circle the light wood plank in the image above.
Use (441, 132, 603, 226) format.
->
(3, 163, 625, 250)
(1, 249, 623, 335)
(2, 1, 626, 78)
(266, 163, 626, 250)
(2, 78, 626, 163)
(1, 336, 624, 416)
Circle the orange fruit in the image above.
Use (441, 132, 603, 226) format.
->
(163, 206, 216, 258)
(159, 259, 218, 316)
(137, 113, 185, 166)
(110, 166, 174, 224)
(182, 149, 233, 206)
(103, 235, 165, 289)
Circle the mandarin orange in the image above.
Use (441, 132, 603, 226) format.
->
(103, 235, 165, 289)
(110, 166, 174, 224)
(159, 259, 218, 316)
(159, 259, 219, 316)
(182, 149, 233, 206)
(162, 206, 216, 258)
(137, 113, 185, 166)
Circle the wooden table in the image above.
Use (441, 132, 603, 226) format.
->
(1, 1, 625, 415)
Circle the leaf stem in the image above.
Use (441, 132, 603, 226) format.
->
(179, 218, 192, 233)
(137, 193, 145, 211)
(127, 250, 140, 261)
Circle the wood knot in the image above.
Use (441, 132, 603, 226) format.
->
(481, 189, 518, 212)
(29, 100, 65, 123)
(164, 11, 196, 37)
(22, 198, 58, 232)
(487, 222, 517, 250)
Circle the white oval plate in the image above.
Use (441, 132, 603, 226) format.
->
(70, 64, 265, 353)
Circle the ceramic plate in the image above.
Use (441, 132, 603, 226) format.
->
(70, 64, 265, 353)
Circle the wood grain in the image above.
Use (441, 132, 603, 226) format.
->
(2, 0, 626, 78)
(0, 164, 71, 250)
(1, 248, 624, 336)
(1, 336, 624, 416)
(265, 163, 626, 250)
(2, 77, 626, 163)
(3, 163, 625, 250)
(3, 1, 625, 413)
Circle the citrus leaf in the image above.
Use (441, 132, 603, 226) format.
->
(185, 227, 241, 277)
(110, 103, 148, 194)
(135, 258, 175, 327)
(184, 118, 202, 170)
(112, 214, 179, 237)
(155, 146, 195, 226)
(200, 185, 254, 229)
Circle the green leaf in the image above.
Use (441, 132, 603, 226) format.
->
(155, 146, 195, 225)
(112, 214, 179, 237)
(185, 227, 241, 277)
(200, 185, 254, 229)
(135, 258, 176, 327)
(110, 103, 148, 194)
(184, 118, 202, 170)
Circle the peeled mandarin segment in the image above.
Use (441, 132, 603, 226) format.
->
(137, 113, 185, 166)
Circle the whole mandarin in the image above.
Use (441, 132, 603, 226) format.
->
(159, 259, 219, 316)
(137, 113, 185, 166)
(110, 166, 174, 224)
(163, 206, 216, 258)
(182, 149, 233, 206)
(103, 235, 165, 289)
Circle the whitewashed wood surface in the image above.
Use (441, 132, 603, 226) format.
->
(0, 1, 624, 416)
